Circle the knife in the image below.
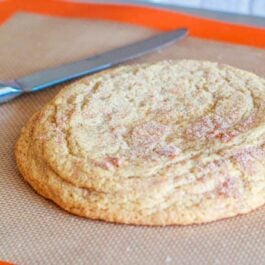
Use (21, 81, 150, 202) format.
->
(0, 28, 187, 103)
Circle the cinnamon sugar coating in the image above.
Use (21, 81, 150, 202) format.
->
(16, 60, 265, 225)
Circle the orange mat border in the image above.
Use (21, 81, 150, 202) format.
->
(0, 0, 265, 48)
(0, 261, 14, 265)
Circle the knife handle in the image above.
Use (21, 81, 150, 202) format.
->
(0, 82, 23, 104)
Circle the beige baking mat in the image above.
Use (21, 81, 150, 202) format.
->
(0, 12, 264, 265)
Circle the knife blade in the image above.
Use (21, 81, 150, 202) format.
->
(0, 28, 187, 103)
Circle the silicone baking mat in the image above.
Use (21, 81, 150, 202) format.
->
(0, 2, 264, 265)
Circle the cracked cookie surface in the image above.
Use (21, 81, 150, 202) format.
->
(16, 60, 265, 225)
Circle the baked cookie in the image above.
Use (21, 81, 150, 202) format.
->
(16, 60, 265, 225)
